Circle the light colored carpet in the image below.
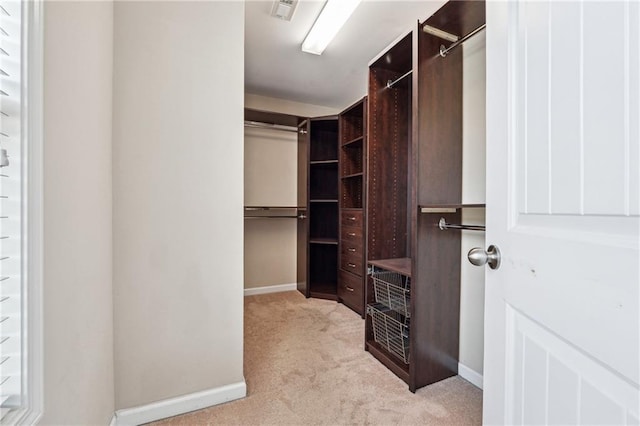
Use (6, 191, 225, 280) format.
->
(152, 291, 482, 425)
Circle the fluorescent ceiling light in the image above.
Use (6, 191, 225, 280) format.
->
(301, 0, 362, 55)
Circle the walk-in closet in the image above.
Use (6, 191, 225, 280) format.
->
(244, 0, 487, 394)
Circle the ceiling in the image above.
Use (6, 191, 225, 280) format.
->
(245, 0, 447, 111)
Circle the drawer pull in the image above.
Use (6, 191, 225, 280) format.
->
(347, 247, 356, 252)
(348, 263, 357, 268)
(348, 216, 356, 221)
(345, 286, 355, 292)
(348, 232, 356, 237)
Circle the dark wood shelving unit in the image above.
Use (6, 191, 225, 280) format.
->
(298, 116, 340, 301)
(363, 0, 486, 393)
(337, 96, 367, 316)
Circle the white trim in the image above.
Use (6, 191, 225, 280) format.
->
(113, 380, 246, 426)
(109, 414, 117, 426)
(458, 362, 484, 390)
(2, 1, 46, 425)
(244, 283, 297, 296)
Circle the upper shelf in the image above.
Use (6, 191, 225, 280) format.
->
(419, 203, 485, 213)
(368, 257, 412, 277)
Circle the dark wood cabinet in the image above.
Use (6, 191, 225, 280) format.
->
(364, 1, 485, 392)
(298, 117, 340, 300)
(337, 97, 367, 316)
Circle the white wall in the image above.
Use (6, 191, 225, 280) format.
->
(460, 31, 487, 378)
(41, 1, 115, 423)
(112, 1, 245, 410)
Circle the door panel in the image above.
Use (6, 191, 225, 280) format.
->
(485, 1, 639, 423)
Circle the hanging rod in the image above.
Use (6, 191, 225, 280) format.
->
(439, 24, 486, 58)
(386, 70, 413, 89)
(438, 217, 485, 232)
(244, 120, 298, 133)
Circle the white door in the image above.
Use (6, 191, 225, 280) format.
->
(484, 1, 639, 424)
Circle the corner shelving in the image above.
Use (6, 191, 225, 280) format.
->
(307, 117, 339, 300)
(338, 96, 367, 316)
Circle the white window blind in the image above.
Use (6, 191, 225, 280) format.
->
(0, 0, 23, 419)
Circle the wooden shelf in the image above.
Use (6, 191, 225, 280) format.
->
(368, 258, 411, 277)
(419, 204, 485, 213)
(342, 135, 364, 147)
(341, 172, 364, 179)
(309, 238, 338, 245)
(310, 160, 338, 165)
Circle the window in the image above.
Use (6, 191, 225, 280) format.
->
(0, 0, 42, 423)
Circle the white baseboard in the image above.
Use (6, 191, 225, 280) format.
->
(113, 380, 246, 426)
(458, 363, 483, 390)
(244, 282, 297, 296)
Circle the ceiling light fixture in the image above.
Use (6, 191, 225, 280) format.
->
(301, 0, 362, 55)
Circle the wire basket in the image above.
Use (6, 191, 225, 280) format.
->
(371, 270, 411, 317)
(367, 303, 410, 364)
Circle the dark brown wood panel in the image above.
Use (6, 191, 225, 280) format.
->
(367, 66, 410, 261)
(297, 121, 310, 297)
(422, 0, 485, 40)
(416, 24, 463, 206)
(410, 211, 461, 390)
(370, 32, 413, 74)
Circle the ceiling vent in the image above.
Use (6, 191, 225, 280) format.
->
(271, 0, 298, 21)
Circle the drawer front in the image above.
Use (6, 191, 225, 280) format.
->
(339, 270, 364, 315)
(340, 244, 363, 276)
(341, 224, 363, 243)
(341, 210, 363, 228)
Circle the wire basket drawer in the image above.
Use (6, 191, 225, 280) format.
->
(371, 270, 411, 317)
(367, 303, 410, 364)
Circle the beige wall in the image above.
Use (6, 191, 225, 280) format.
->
(112, 1, 245, 409)
(460, 31, 487, 377)
(246, 93, 339, 117)
(244, 127, 297, 289)
(41, 1, 115, 424)
(243, 95, 340, 291)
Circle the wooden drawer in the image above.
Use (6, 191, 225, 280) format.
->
(341, 210, 363, 228)
(339, 269, 364, 315)
(341, 224, 363, 243)
(340, 244, 363, 276)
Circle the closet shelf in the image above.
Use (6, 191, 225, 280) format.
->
(368, 258, 411, 277)
(309, 238, 338, 245)
(342, 135, 364, 147)
(310, 160, 338, 165)
(310, 199, 339, 203)
(341, 172, 364, 180)
(419, 203, 485, 213)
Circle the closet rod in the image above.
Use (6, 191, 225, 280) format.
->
(244, 120, 298, 133)
(439, 24, 486, 58)
(438, 217, 485, 232)
(386, 70, 413, 89)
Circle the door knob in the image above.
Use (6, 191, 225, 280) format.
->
(298, 214, 307, 219)
(468, 245, 501, 270)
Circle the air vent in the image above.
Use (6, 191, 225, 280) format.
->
(271, 0, 298, 21)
